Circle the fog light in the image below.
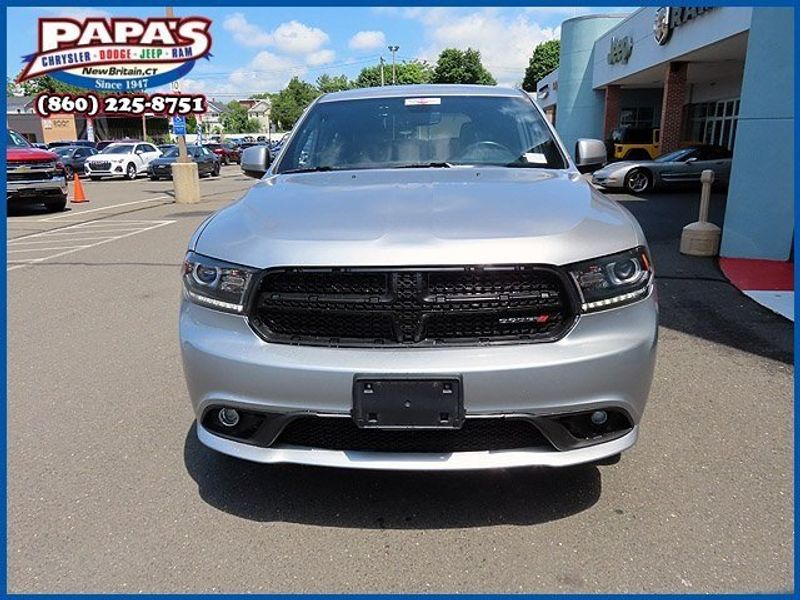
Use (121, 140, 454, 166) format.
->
(218, 408, 240, 427)
(590, 410, 608, 426)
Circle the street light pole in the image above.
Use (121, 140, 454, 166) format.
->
(388, 46, 399, 84)
(379, 57, 386, 87)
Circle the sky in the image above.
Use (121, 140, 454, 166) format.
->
(7, 6, 631, 98)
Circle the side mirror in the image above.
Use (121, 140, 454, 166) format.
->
(241, 145, 271, 179)
(574, 138, 607, 173)
(685, 156, 698, 163)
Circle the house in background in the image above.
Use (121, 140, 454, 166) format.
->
(246, 99, 271, 133)
(7, 95, 34, 114)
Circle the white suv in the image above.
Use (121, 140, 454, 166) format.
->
(85, 142, 161, 180)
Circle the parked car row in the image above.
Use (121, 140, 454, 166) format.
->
(6, 128, 241, 213)
(47, 141, 241, 181)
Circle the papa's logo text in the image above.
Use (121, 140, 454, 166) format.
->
(17, 17, 212, 92)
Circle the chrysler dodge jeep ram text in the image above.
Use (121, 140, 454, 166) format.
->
(180, 85, 658, 471)
(7, 129, 68, 213)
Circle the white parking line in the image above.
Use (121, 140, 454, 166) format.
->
(38, 196, 172, 222)
(8, 218, 175, 271)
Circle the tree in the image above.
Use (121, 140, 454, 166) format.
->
(316, 74, 352, 94)
(13, 70, 86, 96)
(353, 59, 433, 88)
(432, 48, 496, 85)
(221, 101, 261, 133)
(522, 39, 560, 92)
(270, 76, 319, 130)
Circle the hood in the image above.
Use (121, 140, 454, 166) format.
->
(151, 156, 179, 165)
(7, 147, 57, 162)
(597, 160, 654, 174)
(194, 168, 644, 268)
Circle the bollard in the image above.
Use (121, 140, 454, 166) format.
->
(679, 169, 721, 256)
(171, 162, 201, 204)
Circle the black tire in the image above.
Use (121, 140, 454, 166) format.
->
(212, 163, 220, 177)
(125, 163, 137, 180)
(63, 165, 74, 180)
(149, 175, 159, 181)
(624, 168, 652, 194)
(45, 195, 67, 213)
(222, 155, 229, 166)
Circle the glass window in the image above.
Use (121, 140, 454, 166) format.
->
(7, 130, 31, 148)
(277, 95, 566, 172)
(102, 144, 135, 154)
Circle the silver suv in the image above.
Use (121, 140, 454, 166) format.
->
(180, 85, 658, 471)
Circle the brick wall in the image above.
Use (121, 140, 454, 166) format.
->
(602, 85, 621, 139)
(658, 62, 688, 153)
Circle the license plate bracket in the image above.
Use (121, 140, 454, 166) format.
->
(353, 375, 463, 429)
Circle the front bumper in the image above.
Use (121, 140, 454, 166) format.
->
(149, 164, 173, 178)
(7, 177, 67, 202)
(180, 292, 658, 469)
(85, 163, 125, 177)
(197, 422, 639, 470)
(591, 174, 623, 188)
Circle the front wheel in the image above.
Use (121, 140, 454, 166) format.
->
(126, 163, 137, 180)
(149, 175, 159, 181)
(624, 169, 652, 194)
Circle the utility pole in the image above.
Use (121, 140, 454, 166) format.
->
(166, 6, 189, 163)
(388, 45, 399, 84)
(165, 5, 199, 203)
(379, 57, 386, 87)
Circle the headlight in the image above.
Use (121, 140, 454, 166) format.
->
(568, 247, 653, 313)
(182, 252, 257, 314)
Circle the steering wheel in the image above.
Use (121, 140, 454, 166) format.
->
(458, 140, 515, 162)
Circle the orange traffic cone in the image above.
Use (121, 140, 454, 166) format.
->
(71, 172, 88, 203)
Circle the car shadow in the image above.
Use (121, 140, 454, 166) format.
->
(183, 423, 602, 529)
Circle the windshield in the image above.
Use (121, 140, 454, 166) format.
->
(52, 147, 74, 156)
(655, 149, 694, 162)
(102, 144, 135, 155)
(7, 130, 31, 148)
(276, 95, 565, 173)
(205, 144, 221, 150)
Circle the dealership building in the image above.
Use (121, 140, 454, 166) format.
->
(537, 7, 793, 264)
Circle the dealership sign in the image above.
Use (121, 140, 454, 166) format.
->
(16, 17, 212, 91)
(607, 35, 633, 65)
(653, 7, 715, 46)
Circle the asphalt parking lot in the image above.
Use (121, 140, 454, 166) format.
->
(6, 170, 793, 593)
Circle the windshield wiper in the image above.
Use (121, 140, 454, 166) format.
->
(393, 162, 453, 169)
(280, 165, 336, 174)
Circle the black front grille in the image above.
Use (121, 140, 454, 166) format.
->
(91, 161, 112, 171)
(275, 416, 552, 453)
(7, 172, 53, 182)
(250, 266, 576, 347)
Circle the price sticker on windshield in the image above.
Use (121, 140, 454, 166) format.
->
(405, 97, 441, 106)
